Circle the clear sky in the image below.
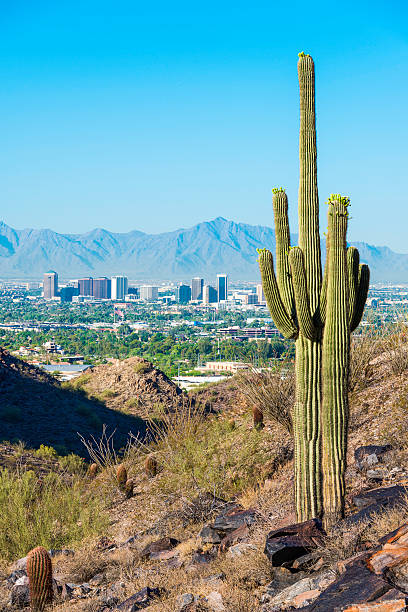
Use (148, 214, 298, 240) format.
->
(1, 1, 407, 250)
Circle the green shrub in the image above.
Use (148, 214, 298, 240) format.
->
(0, 469, 107, 561)
(35, 445, 57, 460)
(134, 361, 151, 374)
(99, 389, 118, 399)
(59, 453, 86, 475)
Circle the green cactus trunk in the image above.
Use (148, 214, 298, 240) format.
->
(258, 54, 370, 524)
(26, 546, 53, 611)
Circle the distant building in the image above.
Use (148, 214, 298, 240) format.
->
(217, 274, 228, 302)
(191, 277, 204, 301)
(140, 285, 159, 301)
(93, 277, 111, 299)
(111, 276, 128, 300)
(59, 286, 79, 302)
(256, 284, 266, 304)
(78, 277, 93, 296)
(175, 284, 191, 304)
(127, 287, 140, 298)
(244, 294, 258, 305)
(203, 285, 218, 304)
(43, 271, 58, 299)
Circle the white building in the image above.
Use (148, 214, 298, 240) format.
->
(256, 284, 266, 304)
(140, 285, 159, 301)
(111, 276, 128, 300)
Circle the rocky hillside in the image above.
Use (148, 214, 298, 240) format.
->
(0, 349, 147, 457)
(3, 341, 408, 610)
(75, 356, 186, 418)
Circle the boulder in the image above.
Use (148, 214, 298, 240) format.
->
(355, 445, 392, 470)
(116, 586, 161, 610)
(140, 537, 180, 560)
(212, 507, 257, 533)
(219, 524, 249, 552)
(264, 518, 325, 567)
(9, 584, 30, 608)
(199, 526, 221, 544)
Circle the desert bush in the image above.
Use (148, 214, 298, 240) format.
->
(71, 374, 91, 389)
(0, 469, 107, 561)
(59, 453, 86, 475)
(35, 445, 57, 460)
(237, 362, 294, 433)
(147, 402, 272, 500)
(98, 389, 118, 399)
(381, 320, 408, 376)
(134, 361, 152, 374)
(348, 327, 382, 392)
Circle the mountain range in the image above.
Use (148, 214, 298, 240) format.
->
(0, 217, 407, 282)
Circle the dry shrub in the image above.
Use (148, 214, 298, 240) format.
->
(349, 327, 382, 392)
(146, 401, 273, 502)
(381, 320, 408, 376)
(238, 362, 294, 433)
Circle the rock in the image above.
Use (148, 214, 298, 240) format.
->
(367, 523, 408, 575)
(219, 523, 249, 552)
(90, 573, 106, 586)
(11, 557, 27, 572)
(298, 560, 395, 610)
(227, 543, 257, 558)
(48, 548, 75, 558)
(9, 584, 30, 608)
(61, 583, 74, 601)
(116, 586, 161, 610)
(191, 551, 212, 565)
(14, 576, 29, 587)
(342, 597, 407, 611)
(205, 591, 226, 611)
(262, 571, 335, 609)
(291, 552, 321, 571)
(149, 549, 179, 561)
(177, 593, 195, 610)
(366, 469, 388, 481)
(355, 445, 392, 469)
(291, 590, 321, 608)
(6, 570, 27, 587)
(213, 507, 257, 533)
(264, 518, 325, 567)
(353, 485, 407, 510)
(199, 526, 221, 544)
(140, 537, 180, 560)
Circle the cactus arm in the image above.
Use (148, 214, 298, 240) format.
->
(289, 247, 318, 340)
(258, 249, 299, 339)
(272, 188, 296, 319)
(321, 197, 350, 526)
(350, 264, 370, 332)
(347, 247, 360, 326)
(319, 233, 330, 326)
(297, 53, 322, 312)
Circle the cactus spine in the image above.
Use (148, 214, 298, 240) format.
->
(258, 55, 369, 524)
(26, 547, 53, 611)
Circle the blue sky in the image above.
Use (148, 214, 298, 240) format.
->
(1, 1, 408, 250)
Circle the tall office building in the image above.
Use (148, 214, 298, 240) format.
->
(78, 277, 93, 296)
(175, 284, 191, 304)
(43, 271, 58, 299)
(217, 274, 228, 302)
(140, 285, 159, 301)
(203, 285, 218, 304)
(59, 285, 79, 302)
(111, 276, 128, 300)
(93, 277, 111, 299)
(191, 277, 204, 301)
(256, 284, 266, 304)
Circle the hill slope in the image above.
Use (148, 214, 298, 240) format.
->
(0, 217, 407, 281)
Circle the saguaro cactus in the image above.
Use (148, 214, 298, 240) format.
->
(258, 54, 369, 524)
(26, 546, 53, 611)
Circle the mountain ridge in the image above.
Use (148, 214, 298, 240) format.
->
(0, 218, 407, 281)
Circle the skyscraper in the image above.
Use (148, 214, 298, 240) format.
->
(140, 285, 159, 301)
(78, 277, 93, 296)
(111, 276, 128, 300)
(43, 271, 58, 299)
(175, 284, 191, 303)
(217, 274, 228, 302)
(93, 277, 111, 299)
(256, 284, 266, 304)
(203, 285, 218, 304)
(191, 277, 204, 301)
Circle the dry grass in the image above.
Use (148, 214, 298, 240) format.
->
(237, 362, 294, 433)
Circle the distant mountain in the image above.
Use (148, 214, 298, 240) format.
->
(0, 217, 407, 282)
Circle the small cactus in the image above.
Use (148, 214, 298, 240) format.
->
(26, 547, 53, 611)
(144, 456, 158, 478)
(88, 463, 98, 479)
(116, 464, 127, 491)
(252, 406, 264, 430)
(124, 478, 134, 499)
